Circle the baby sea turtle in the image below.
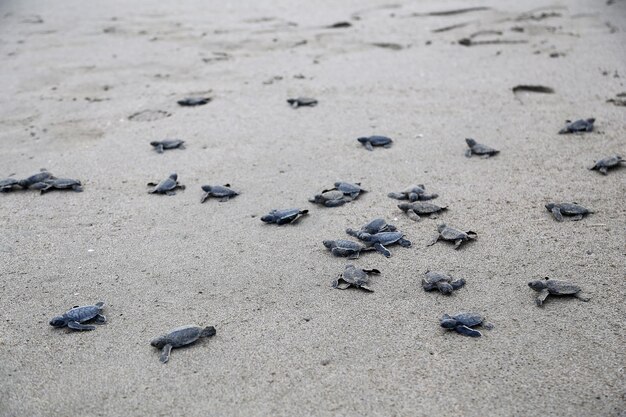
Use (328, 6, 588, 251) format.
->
(428, 224, 477, 249)
(323, 239, 373, 259)
(200, 184, 238, 203)
(18, 169, 54, 189)
(177, 97, 211, 107)
(50, 302, 106, 331)
(150, 325, 216, 363)
(422, 271, 466, 295)
(332, 264, 380, 292)
(528, 277, 590, 306)
(150, 139, 185, 153)
(351, 231, 411, 258)
(309, 190, 347, 207)
(32, 178, 83, 193)
(440, 312, 493, 337)
(0, 178, 19, 192)
(558, 118, 595, 134)
(148, 173, 185, 195)
(388, 184, 438, 201)
(545, 202, 592, 221)
(346, 218, 397, 238)
(357, 135, 393, 151)
(324, 182, 367, 200)
(261, 208, 308, 225)
(465, 138, 499, 158)
(589, 155, 624, 175)
(287, 97, 318, 108)
(398, 202, 447, 222)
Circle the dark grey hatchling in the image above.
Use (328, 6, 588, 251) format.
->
(440, 312, 493, 337)
(545, 202, 592, 221)
(357, 135, 392, 151)
(324, 182, 367, 200)
(465, 138, 499, 158)
(148, 173, 185, 195)
(349, 231, 411, 258)
(428, 224, 477, 249)
(388, 184, 438, 201)
(398, 202, 447, 222)
(528, 277, 590, 306)
(0, 178, 19, 192)
(150, 139, 185, 153)
(332, 264, 380, 292)
(309, 190, 347, 207)
(287, 97, 318, 108)
(50, 302, 106, 331)
(261, 208, 308, 225)
(201, 184, 238, 203)
(422, 271, 466, 295)
(177, 97, 211, 106)
(32, 178, 83, 193)
(558, 118, 595, 134)
(589, 155, 624, 175)
(151, 325, 216, 363)
(346, 218, 397, 238)
(18, 169, 55, 189)
(323, 239, 374, 259)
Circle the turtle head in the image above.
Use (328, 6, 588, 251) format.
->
(398, 203, 410, 212)
(356, 232, 373, 242)
(49, 316, 67, 327)
(437, 282, 454, 295)
(545, 203, 556, 211)
(437, 224, 447, 232)
(586, 118, 595, 124)
(201, 185, 212, 192)
(309, 194, 324, 203)
(440, 317, 458, 329)
(465, 138, 476, 147)
(528, 280, 547, 291)
(149, 141, 161, 147)
(357, 137, 370, 145)
(261, 214, 276, 223)
(322, 240, 335, 249)
(150, 335, 167, 348)
(168, 173, 178, 181)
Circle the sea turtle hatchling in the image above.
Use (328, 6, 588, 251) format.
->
(422, 271, 466, 295)
(261, 208, 308, 225)
(351, 231, 411, 258)
(177, 97, 211, 106)
(49, 302, 106, 331)
(0, 178, 19, 192)
(200, 184, 238, 203)
(150, 139, 185, 153)
(558, 118, 595, 134)
(287, 97, 318, 108)
(545, 202, 592, 221)
(398, 202, 447, 222)
(323, 239, 374, 259)
(332, 264, 380, 292)
(32, 178, 83, 193)
(428, 224, 477, 249)
(589, 155, 624, 175)
(357, 135, 393, 151)
(324, 182, 367, 200)
(18, 169, 55, 189)
(440, 312, 493, 337)
(465, 138, 499, 158)
(151, 325, 216, 363)
(388, 184, 438, 201)
(346, 218, 397, 238)
(528, 277, 590, 306)
(309, 190, 347, 207)
(148, 173, 185, 195)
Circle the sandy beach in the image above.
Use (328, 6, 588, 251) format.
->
(0, 0, 625, 416)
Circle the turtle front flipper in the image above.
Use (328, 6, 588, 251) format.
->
(453, 239, 463, 249)
(455, 325, 482, 337)
(406, 210, 421, 222)
(426, 234, 440, 247)
(324, 199, 346, 207)
(535, 289, 550, 306)
(160, 344, 173, 363)
(599, 167, 608, 175)
(94, 314, 107, 324)
(155, 144, 164, 153)
(387, 192, 405, 200)
(464, 149, 472, 158)
(570, 214, 584, 221)
(373, 243, 391, 258)
(364, 142, 374, 151)
(332, 277, 351, 290)
(200, 193, 210, 203)
(575, 293, 591, 302)
(67, 321, 96, 331)
(551, 207, 564, 222)
(165, 191, 176, 196)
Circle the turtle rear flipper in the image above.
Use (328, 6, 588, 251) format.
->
(358, 284, 374, 292)
(466, 231, 478, 239)
(219, 196, 230, 202)
(332, 277, 351, 290)
(201, 326, 216, 338)
(165, 191, 176, 196)
(363, 268, 381, 275)
(397, 238, 412, 248)
(72, 185, 83, 192)
(575, 293, 591, 302)
(160, 344, 173, 363)
(535, 289, 550, 306)
(373, 243, 391, 258)
(551, 207, 564, 222)
(94, 314, 106, 324)
(67, 321, 96, 331)
(324, 199, 346, 207)
(455, 325, 482, 337)
(406, 211, 421, 222)
(451, 278, 466, 290)
(147, 182, 158, 186)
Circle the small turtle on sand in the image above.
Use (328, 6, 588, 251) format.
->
(150, 139, 185, 153)
(50, 302, 106, 331)
(398, 202, 447, 222)
(151, 325, 216, 363)
(528, 277, 590, 306)
(287, 97, 318, 108)
(428, 224, 477, 249)
(323, 239, 374, 259)
(0, 178, 19, 192)
(332, 264, 380, 292)
(148, 173, 185, 195)
(357, 135, 393, 151)
(440, 312, 493, 337)
(545, 202, 592, 221)
(346, 218, 397, 237)
(309, 190, 347, 207)
(324, 182, 367, 200)
(558, 118, 595, 134)
(177, 97, 211, 107)
(32, 178, 83, 193)
(422, 271, 466, 295)
(388, 184, 438, 201)
(201, 184, 238, 203)
(261, 208, 308, 225)
(351, 231, 411, 258)
(18, 169, 54, 189)
(589, 155, 624, 175)
(465, 138, 499, 158)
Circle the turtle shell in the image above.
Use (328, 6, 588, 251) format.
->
(453, 312, 484, 327)
(546, 280, 581, 295)
(440, 226, 467, 241)
(424, 271, 451, 284)
(64, 304, 101, 323)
